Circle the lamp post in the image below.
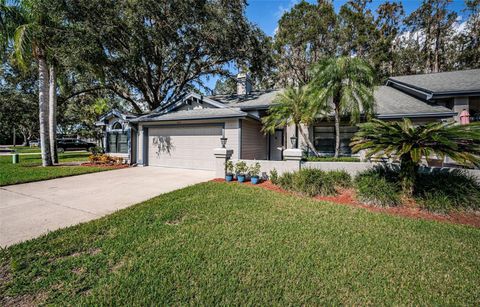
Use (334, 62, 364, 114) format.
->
(220, 137, 228, 148)
(290, 136, 298, 149)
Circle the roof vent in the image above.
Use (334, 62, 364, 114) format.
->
(237, 73, 252, 96)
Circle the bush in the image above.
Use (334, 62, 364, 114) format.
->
(305, 156, 360, 162)
(276, 168, 351, 197)
(88, 154, 121, 165)
(269, 168, 279, 184)
(225, 160, 234, 175)
(415, 170, 480, 213)
(354, 165, 401, 206)
(248, 162, 261, 178)
(235, 161, 248, 175)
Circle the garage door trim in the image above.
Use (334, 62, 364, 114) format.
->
(144, 123, 225, 168)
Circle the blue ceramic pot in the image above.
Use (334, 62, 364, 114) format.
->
(225, 174, 234, 182)
(251, 176, 260, 184)
(237, 174, 246, 183)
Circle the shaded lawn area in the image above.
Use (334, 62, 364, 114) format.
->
(1, 182, 479, 305)
(0, 153, 115, 186)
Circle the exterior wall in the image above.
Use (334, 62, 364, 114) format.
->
(230, 159, 300, 176)
(177, 99, 214, 111)
(225, 119, 240, 159)
(240, 119, 267, 160)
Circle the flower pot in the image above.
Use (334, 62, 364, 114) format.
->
(225, 174, 234, 182)
(237, 174, 246, 183)
(251, 176, 260, 184)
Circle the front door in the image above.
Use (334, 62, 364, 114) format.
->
(269, 129, 284, 161)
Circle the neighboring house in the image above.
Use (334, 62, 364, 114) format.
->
(98, 69, 479, 169)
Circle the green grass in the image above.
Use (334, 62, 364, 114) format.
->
(0, 153, 115, 186)
(1, 182, 479, 305)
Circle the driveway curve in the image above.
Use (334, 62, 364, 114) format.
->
(0, 167, 214, 247)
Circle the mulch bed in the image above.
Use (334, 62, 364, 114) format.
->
(80, 163, 130, 169)
(212, 178, 480, 228)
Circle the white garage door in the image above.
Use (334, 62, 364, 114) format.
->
(148, 125, 222, 170)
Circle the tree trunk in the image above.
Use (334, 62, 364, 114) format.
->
(38, 56, 52, 166)
(334, 103, 341, 158)
(400, 154, 418, 197)
(49, 65, 58, 164)
(298, 124, 319, 157)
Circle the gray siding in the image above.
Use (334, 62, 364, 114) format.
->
(241, 119, 267, 160)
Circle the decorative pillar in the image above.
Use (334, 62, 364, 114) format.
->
(214, 148, 233, 178)
(283, 148, 303, 171)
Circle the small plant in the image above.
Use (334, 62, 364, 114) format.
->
(248, 162, 261, 178)
(88, 154, 117, 165)
(326, 170, 352, 188)
(248, 162, 262, 184)
(235, 161, 248, 175)
(269, 168, 279, 184)
(225, 160, 234, 175)
(90, 146, 104, 154)
(235, 161, 248, 183)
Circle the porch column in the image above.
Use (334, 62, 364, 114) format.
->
(283, 148, 302, 171)
(453, 97, 469, 123)
(214, 148, 233, 178)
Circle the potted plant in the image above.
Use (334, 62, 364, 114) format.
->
(248, 162, 261, 184)
(225, 160, 234, 182)
(235, 161, 248, 183)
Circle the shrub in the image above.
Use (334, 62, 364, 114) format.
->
(327, 170, 352, 188)
(235, 161, 248, 175)
(90, 146, 104, 154)
(248, 162, 261, 178)
(88, 154, 119, 165)
(305, 156, 360, 162)
(354, 166, 401, 206)
(415, 170, 480, 213)
(225, 160, 234, 175)
(276, 169, 351, 197)
(269, 168, 279, 184)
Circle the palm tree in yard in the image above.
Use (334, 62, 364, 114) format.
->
(1, 0, 57, 166)
(351, 119, 480, 196)
(262, 86, 322, 156)
(309, 56, 376, 158)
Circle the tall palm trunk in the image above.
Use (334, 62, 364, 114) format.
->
(334, 102, 341, 158)
(38, 55, 52, 166)
(298, 124, 319, 156)
(49, 65, 58, 164)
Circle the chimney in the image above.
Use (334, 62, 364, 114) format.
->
(237, 73, 252, 96)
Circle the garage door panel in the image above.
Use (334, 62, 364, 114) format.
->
(148, 126, 222, 170)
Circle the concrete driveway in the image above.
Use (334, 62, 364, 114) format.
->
(0, 167, 214, 247)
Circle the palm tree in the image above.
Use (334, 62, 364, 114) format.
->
(1, 0, 55, 166)
(309, 56, 376, 158)
(351, 118, 480, 196)
(262, 86, 322, 156)
(49, 64, 58, 163)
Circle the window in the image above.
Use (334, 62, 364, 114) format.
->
(112, 122, 122, 130)
(108, 132, 128, 153)
(313, 124, 357, 155)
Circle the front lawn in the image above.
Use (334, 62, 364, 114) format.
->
(1, 182, 479, 305)
(0, 153, 116, 186)
(9, 146, 41, 154)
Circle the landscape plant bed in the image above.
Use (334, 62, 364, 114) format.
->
(214, 178, 480, 228)
(80, 162, 129, 169)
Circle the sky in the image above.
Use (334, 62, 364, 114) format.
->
(202, 0, 470, 91)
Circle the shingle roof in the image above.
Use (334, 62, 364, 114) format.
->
(130, 107, 248, 122)
(209, 89, 282, 109)
(388, 69, 480, 94)
(374, 86, 455, 118)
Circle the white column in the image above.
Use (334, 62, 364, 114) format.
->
(214, 148, 233, 178)
(453, 97, 469, 122)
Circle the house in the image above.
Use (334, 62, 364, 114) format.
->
(98, 69, 479, 169)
